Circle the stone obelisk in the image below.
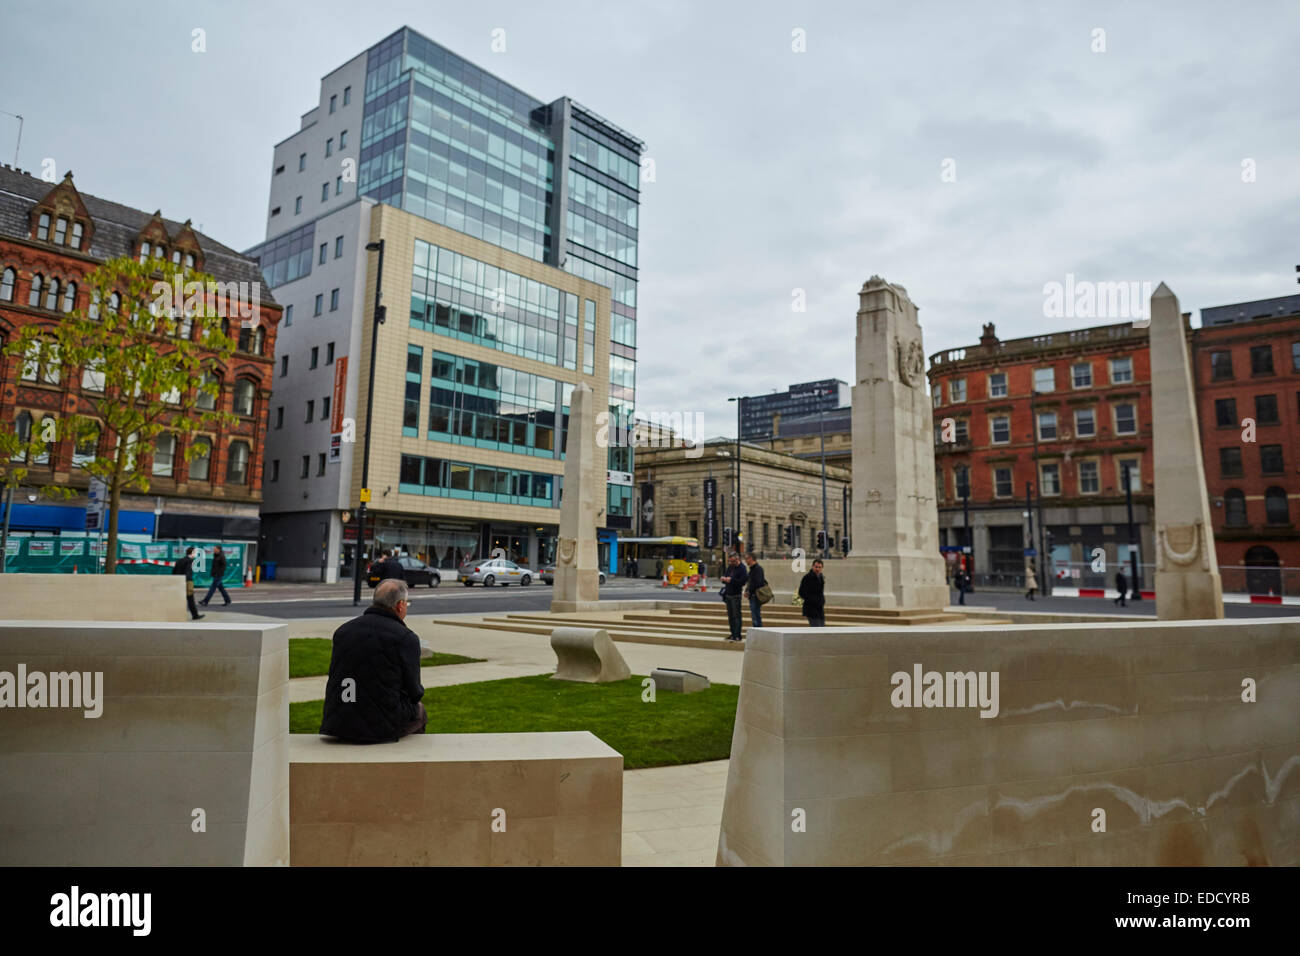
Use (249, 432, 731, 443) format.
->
(843, 277, 949, 609)
(550, 382, 601, 613)
(1149, 283, 1223, 619)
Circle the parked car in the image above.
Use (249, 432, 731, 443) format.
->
(458, 556, 533, 587)
(367, 556, 441, 589)
(541, 565, 607, 586)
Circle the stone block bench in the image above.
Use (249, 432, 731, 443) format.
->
(0, 620, 288, 865)
(290, 731, 623, 866)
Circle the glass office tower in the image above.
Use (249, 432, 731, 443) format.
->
(358, 27, 642, 528)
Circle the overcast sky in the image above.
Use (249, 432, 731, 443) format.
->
(3, 0, 1298, 438)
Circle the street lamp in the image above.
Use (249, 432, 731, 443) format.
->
(353, 239, 386, 606)
(726, 396, 743, 552)
(1029, 388, 1049, 595)
(1123, 463, 1142, 601)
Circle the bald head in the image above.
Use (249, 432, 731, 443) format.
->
(373, 578, 409, 618)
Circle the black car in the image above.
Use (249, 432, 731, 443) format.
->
(367, 556, 442, 588)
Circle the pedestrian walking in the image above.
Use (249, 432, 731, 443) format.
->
(199, 546, 231, 607)
(953, 567, 967, 606)
(743, 552, 770, 632)
(719, 552, 748, 642)
(173, 546, 204, 620)
(798, 559, 826, 626)
(1025, 562, 1038, 601)
(1114, 569, 1128, 607)
(379, 548, 405, 581)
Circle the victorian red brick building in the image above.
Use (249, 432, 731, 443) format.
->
(928, 321, 1154, 591)
(0, 164, 280, 545)
(1193, 294, 1300, 595)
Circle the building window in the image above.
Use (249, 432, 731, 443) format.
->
(11, 411, 32, 458)
(340, 130, 348, 149)
(319, 243, 327, 265)
(990, 416, 1010, 444)
(1220, 446, 1243, 477)
(72, 424, 99, 468)
(53, 218, 68, 245)
(284, 304, 293, 327)
(1215, 397, 1237, 427)
(1075, 407, 1096, 437)
(932, 383, 943, 407)
(325, 137, 333, 156)
(193, 371, 217, 410)
(329, 95, 337, 114)
(298, 153, 306, 171)
(1037, 411, 1057, 440)
(1033, 367, 1055, 393)
(275, 406, 284, 429)
(60, 281, 76, 313)
(747, 521, 754, 552)
(1078, 460, 1099, 494)
(21, 340, 59, 384)
(318, 453, 326, 476)
(281, 355, 289, 377)
(954, 464, 970, 498)
(1224, 489, 1247, 527)
(270, 459, 279, 482)
(294, 196, 302, 214)
(1210, 350, 1233, 380)
(334, 236, 343, 258)
(343, 86, 351, 105)
(1040, 462, 1061, 496)
(27, 272, 41, 306)
(322, 396, 330, 420)
(762, 523, 770, 547)
(405, 345, 423, 433)
(1072, 363, 1092, 388)
(1114, 403, 1137, 435)
(321, 183, 329, 202)
(306, 399, 315, 422)
(993, 466, 1013, 498)
(233, 378, 256, 416)
(1265, 487, 1290, 525)
(70, 222, 83, 250)
(81, 357, 105, 392)
(950, 379, 967, 403)
(1250, 345, 1274, 375)
(954, 418, 969, 443)
(314, 294, 323, 316)
(1255, 394, 1279, 425)
(326, 342, 335, 364)
(189, 437, 211, 481)
(988, 372, 1007, 398)
(1292, 341, 1300, 372)
(222, 441, 248, 484)
(330, 289, 339, 311)
(1110, 356, 1133, 384)
(300, 455, 310, 478)
(310, 346, 319, 369)
(1260, 444, 1284, 475)
(335, 176, 342, 195)
(0, 267, 15, 301)
(152, 434, 176, 477)
(1118, 459, 1141, 492)
(44, 277, 60, 310)
(36, 212, 50, 240)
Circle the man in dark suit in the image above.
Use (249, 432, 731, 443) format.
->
(798, 559, 826, 626)
(172, 546, 204, 621)
(320, 579, 427, 743)
(1114, 569, 1128, 607)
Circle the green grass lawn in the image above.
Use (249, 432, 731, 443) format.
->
(289, 638, 483, 678)
(288, 674, 739, 769)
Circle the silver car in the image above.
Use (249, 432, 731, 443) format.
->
(458, 557, 533, 587)
(541, 565, 606, 586)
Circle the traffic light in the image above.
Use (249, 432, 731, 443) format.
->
(723, 527, 733, 547)
(784, 525, 794, 547)
(816, 530, 827, 551)
(841, 536, 849, 554)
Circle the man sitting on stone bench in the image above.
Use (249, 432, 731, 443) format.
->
(320, 579, 428, 743)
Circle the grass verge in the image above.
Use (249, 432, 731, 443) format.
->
(289, 637, 483, 678)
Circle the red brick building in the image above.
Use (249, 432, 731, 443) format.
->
(928, 321, 1154, 592)
(1192, 295, 1300, 596)
(0, 165, 280, 548)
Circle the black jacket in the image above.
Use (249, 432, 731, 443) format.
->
(211, 553, 227, 579)
(744, 562, 766, 598)
(377, 556, 405, 581)
(798, 570, 825, 618)
(320, 606, 425, 743)
(721, 563, 747, 596)
(1115, 571, 1128, 589)
(172, 557, 194, 581)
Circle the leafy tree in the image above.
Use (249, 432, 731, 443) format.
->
(0, 417, 80, 571)
(5, 255, 241, 572)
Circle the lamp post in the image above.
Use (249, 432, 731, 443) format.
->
(726, 396, 743, 552)
(1029, 388, 1049, 595)
(819, 408, 829, 559)
(353, 238, 385, 606)
(1025, 482, 1035, 588)
(1124, 463, 1142, 601)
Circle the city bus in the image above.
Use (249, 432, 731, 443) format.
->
(619, 536, 702, 582)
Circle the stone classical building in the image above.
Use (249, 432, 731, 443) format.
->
(1193, 294, 1300, 594)
(763, 406, 851, 471)
(0, 165, 280, 551)
(928, 321, 1154, 590)
(634, 437, 850, 570)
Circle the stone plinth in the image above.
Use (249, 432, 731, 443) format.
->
(0, 574, 188, 622)
(847, 277, 948, 609)
(551, 627, 631, 683)
(651, 668, 710, 693)
(290, 732, 623, 866)
(1149, 283, 1224, 619)
(551, 382, 602, 613)
(0, 621, 288, 865)
(717, 618, 1300, 866)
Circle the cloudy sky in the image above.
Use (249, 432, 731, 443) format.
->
(3, 0, 1297, 437)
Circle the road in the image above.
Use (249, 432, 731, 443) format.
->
(197, 578, 1300, 621)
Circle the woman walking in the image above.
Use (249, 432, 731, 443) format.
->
(1024, 562, 1038, 601)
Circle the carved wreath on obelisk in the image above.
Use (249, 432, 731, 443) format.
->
(896, 338, 924, 387)
(557, 537, 577, 566)
(1156, 521, 1208, 572)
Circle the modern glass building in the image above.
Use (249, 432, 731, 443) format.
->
(739, 380, 850, 441)
(251, 27, 643, 580)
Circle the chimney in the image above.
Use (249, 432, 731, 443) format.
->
(979, 323, 999, 348)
